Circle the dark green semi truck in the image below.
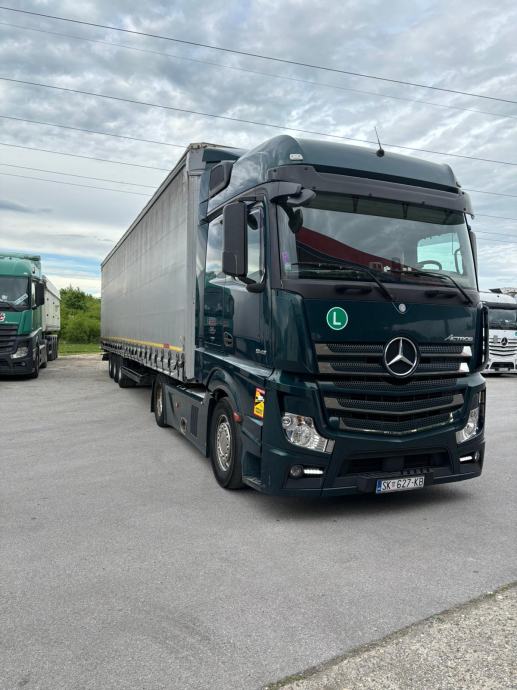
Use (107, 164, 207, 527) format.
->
(101, 136, 488, 497)
(0, 253, 60, 377)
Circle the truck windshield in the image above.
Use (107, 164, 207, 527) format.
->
(488, 308, 517, 330)
(278, 192, 477, 289)
(0, 276, 29, 308)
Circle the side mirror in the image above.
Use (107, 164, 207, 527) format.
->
(222, 202, 248, 278)
(35, 282, 45, 307)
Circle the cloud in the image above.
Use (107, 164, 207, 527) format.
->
(0, 198, 51, 213)
(0, 0, 516, 293)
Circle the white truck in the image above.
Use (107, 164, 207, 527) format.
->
(480, 291, 517, 374)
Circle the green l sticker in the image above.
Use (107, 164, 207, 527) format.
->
(326, 306, 348, 330)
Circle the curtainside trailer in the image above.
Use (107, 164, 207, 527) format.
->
(101, 136, 488, 497)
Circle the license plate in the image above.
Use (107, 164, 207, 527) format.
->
(376, 476, 425, 494)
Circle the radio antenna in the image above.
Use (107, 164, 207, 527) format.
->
(375, 127, 385, 157)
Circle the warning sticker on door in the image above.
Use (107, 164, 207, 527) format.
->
(253, 387, 265, 419)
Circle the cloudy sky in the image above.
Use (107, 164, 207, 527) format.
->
(0, 0, 516, 295)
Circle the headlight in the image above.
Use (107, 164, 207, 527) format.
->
(11, 345, 29, 359)
(456, 405, 480, 444)
(281, 413, 334, 453)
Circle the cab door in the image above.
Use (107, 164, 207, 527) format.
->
(222, 203, 268, 366)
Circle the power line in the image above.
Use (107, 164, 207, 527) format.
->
(0, 140, 170, 170)
(0, 170, 151, 195)
(1, 20, 515, 123)
(476, 235, 517, 245)
(0, 113, 186, 148)
(0, 6, 515, 106)
(0, 162, 158, 188)
(3, 75, 517, 167)
(476, 213, 517, 222)
(464, 188, 517, 199)
(474, 229, 517, 239)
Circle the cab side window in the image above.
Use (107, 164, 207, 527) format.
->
(205, 217, 224, 282)
(246, 205, 265, 284)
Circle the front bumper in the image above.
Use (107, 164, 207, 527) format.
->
(485, 357, 517, 372)
(0, 341, 36, 376)
(253, 434, 484, 496)
(243, 373, 486, 497)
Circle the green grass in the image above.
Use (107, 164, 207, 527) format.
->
(59, 341, 101, 356)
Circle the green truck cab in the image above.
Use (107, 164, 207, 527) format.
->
(0, 253, 60, 377)
(102, 136, 488, 497)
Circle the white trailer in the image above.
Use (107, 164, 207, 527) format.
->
(42, 276, 60, 360)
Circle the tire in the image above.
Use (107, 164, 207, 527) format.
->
(40, 345, 48, 370)
(113, 356, 121, 383)
(210, 398, 244, 489)
(108, 355, 114, 379)
(118, 362, 136, 388)
(29, 351, 40, 379)
(153, 378, 167, 427)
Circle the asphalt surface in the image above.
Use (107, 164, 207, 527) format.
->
(1, 358, 516, 690)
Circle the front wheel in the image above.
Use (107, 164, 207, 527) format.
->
(210, 399, 244, 489)
(29, 351, 40, 379)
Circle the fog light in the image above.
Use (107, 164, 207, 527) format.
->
(289, 465, 324, 478)
(289, 465, 304, 478)
(456, 406, 480, 444)
(281, 412, 334, 453)
(459, 454, 473, 463)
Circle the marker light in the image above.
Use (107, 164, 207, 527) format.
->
(281, 413, 334, 453)
(456, 405, 480, 444)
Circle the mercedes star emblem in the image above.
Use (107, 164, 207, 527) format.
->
(383, 337, 419, 377)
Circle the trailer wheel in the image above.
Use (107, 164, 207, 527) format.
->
(113, 356, 121, 383)
(118, 363, 136, 388)
(153, 379, 167, 427)
(108, 355, 114, 379)
(210, 399, 244, 489)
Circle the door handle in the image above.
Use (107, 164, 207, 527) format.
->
(223, 331, 233, 347)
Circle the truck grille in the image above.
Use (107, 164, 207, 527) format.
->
(316, 342, 469, 435)
(489, 338, 517, 358)
(0, 325, 18, 354)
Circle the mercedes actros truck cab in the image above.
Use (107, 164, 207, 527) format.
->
(0, 253, 60, 377)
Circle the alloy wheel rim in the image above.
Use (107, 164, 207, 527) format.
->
(216, 414, 232, 471)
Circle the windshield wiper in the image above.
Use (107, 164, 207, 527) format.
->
(388, 267, 473, 305)
(291, 260, 394, 301)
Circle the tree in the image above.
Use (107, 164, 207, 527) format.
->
(60, 286, 88, 312)
(60, 285, 101, 343)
